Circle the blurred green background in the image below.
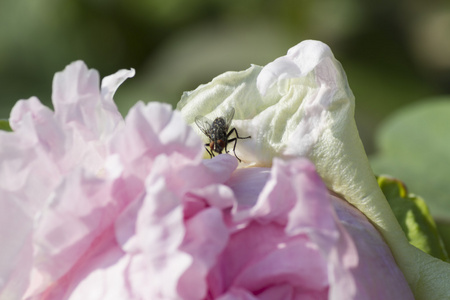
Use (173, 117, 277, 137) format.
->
(1, 0, 450, 155)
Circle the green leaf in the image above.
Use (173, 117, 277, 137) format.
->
(370, 97, 450, 221)
(0, 119, 11, 131)
(377, 175, 449, 261)
(436, 221, 450, 257)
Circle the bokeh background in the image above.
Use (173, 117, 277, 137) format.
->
(1, 0, 449, 155)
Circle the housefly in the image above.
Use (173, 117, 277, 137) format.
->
(195, 107, 251, 162)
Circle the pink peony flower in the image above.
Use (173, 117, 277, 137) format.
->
(0, 59, 413, 299)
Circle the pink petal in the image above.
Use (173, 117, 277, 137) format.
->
(217, 158, 356, 299)
(123, 174, 189, 299)
(29, 228, 125, 300)
(216, 288, 259, 300)
(108, 102, 204, 182)
(63, 245, 129, 300)
(183, 184, 235, 219)
(26, 171, 124, 297)
(52, 61, 124, 139)
(0, 191, 33, 300)
(332, 195, 414, 299)
(3, 100, 62, 214)
(178, 208, 229, 299)
(101, 68, 135, 104)
(220, 157, 413, 300)
(226, 167, 271, 214)
(207, 222, 328, 298)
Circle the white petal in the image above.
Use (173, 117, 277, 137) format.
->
(101, 68, 135, 101)
(178, 40, 450, 298)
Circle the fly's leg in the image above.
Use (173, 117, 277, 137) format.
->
(227, 128, 251, 140)
(227, 138, 241, 162)
(204, 143, 214, 158)
(226, 128, 251, 162)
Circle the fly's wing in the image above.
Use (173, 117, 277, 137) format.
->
(195, 115, 213, 138)
(223, 107, 235, 131)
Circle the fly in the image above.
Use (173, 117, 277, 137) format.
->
(195, 107, 251, 162)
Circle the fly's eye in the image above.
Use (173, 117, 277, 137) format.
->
(218, 140, 225, 148)
(209, 141, 214, 150)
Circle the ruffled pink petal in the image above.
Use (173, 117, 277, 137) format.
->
(0, 190, 33, 300)
(120, 166, 189, 299)
(9, 97, 62, 145)
(183, 184, 235, 219)
(25, 171, 124, 297)
(52, 61, 125, 140)
(207, 222, 328, 298)
(204, 158, 345, 299)
(4, 62, 133, 218)
(4, 99, 62, 214)
(108, 102, 204, 182)
(178, 207, 229, 299)
(255, 159, 358, 299)
(219, 159, 413, 300)
(61, 244, 129, 300)
(226, 167, 271, 212)
(113, 153, 238, 299)
(28, 228, 125, 300)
